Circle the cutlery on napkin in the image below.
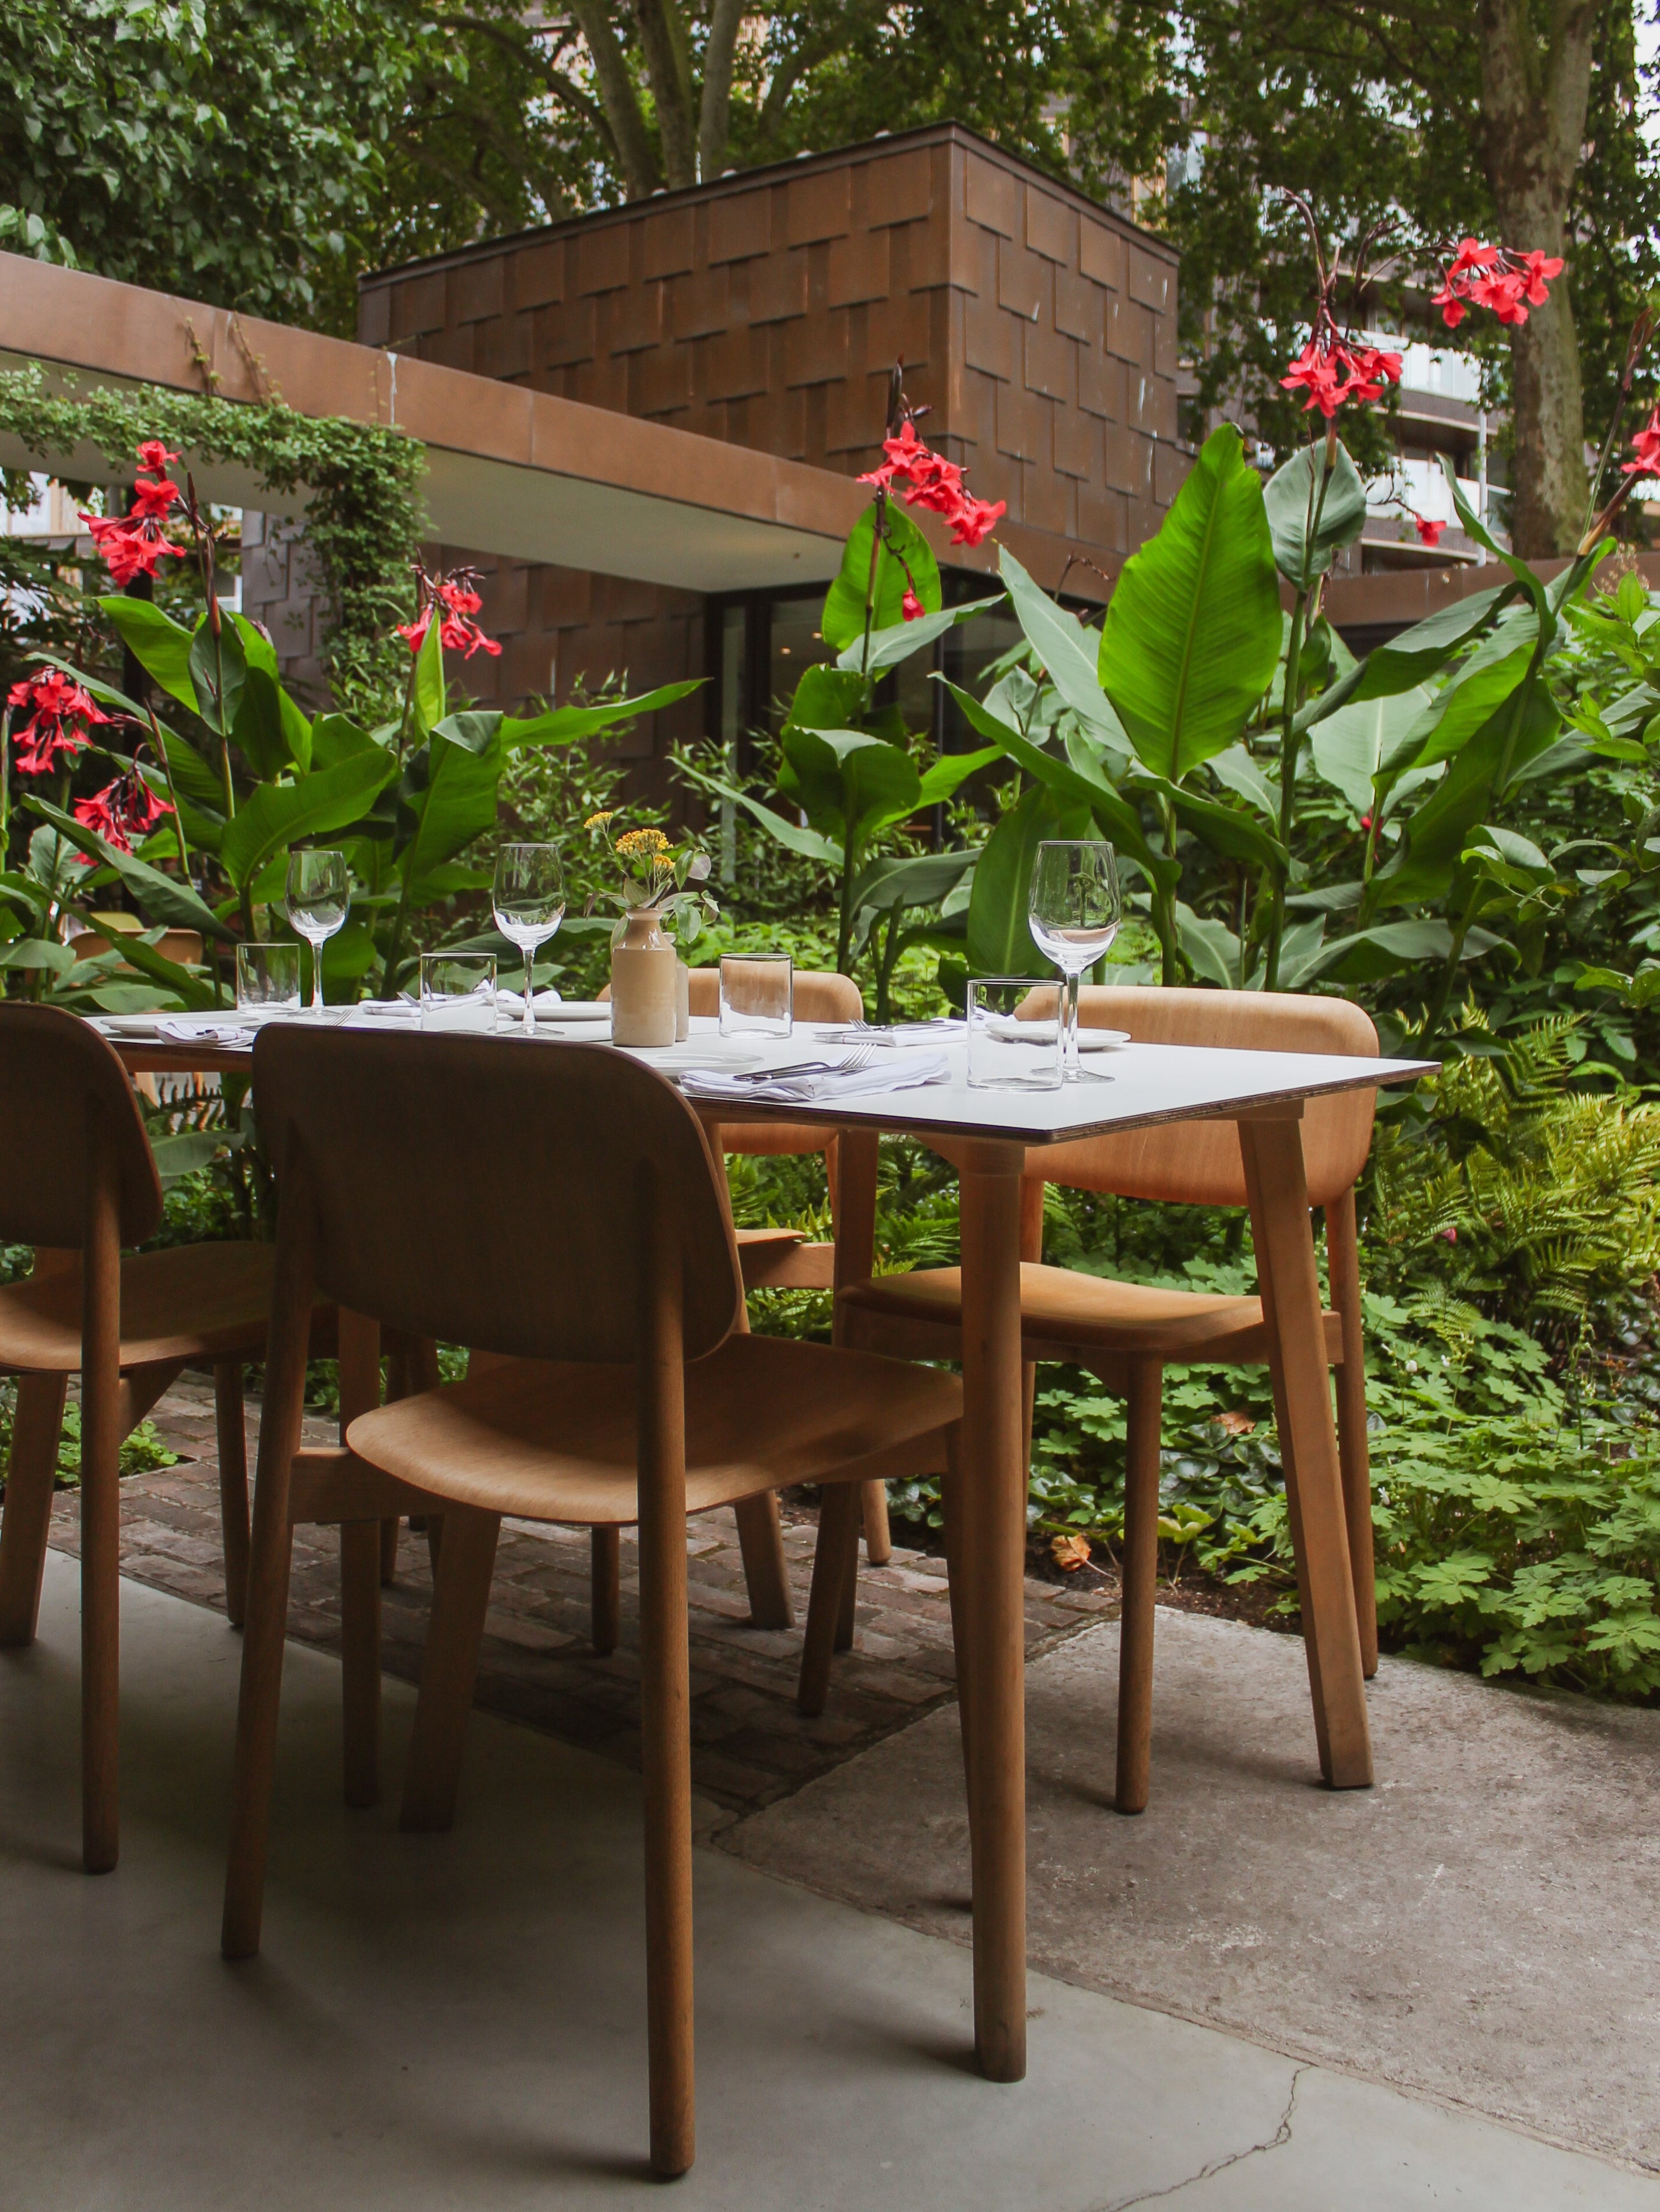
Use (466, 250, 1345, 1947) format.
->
(678, 1048, 949, 1105)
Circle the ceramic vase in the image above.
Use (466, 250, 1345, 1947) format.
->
(610, 910, 678, 1047)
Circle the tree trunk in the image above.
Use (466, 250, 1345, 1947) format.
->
(1476, 0, 1599, 557)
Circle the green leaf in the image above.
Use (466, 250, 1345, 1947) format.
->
(111, 932, 216, 1009)
(1304, 918, 1501, 985)
(412, 615, 445, 737)
(1297, 585, 1518, 735)
(1311, 687, 1434, 814)
(309, 713, 380, 770)
(1440, 457, 1548, 624)
(968, 783, 1091, 976)
(430, 710, 503, 756)
(1152, 776, 1289, 873)
(778, 728, 921, 854)
(837, 596, 1006, 674)
(26, 797, 236, 941)
(1263, 440, 1368, 587)
(782, 665, 869, 737)
(852, 849, 976, 920)
(941, 681, 1173, 886)
(1207, 743, 1277, 819)
(999, 548, 1125, 738)
(1373, 681, 1561, 908)
(821, 501, 941, 653)
(501, 680, 704, 748)
(1399, 621, 1535, 771)
(231, 664, 296, 780)
(398, 726, 505, 903)
(1098, 424, 1282, 780)
(220, 749, 399, 892)
(0, 936, 75, 973)
(1175, 901, 1242, 987)
(188, 611, 247, 737)
(99, 597, 196, 712)
(916, 744, 1002, 807)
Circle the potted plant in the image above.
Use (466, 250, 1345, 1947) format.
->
(587, 815, 716, 1045)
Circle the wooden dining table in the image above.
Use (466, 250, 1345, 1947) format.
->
(100, 1009, 1433, 2086)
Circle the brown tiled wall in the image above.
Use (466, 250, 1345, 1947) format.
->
(358, 124, 1183, 581)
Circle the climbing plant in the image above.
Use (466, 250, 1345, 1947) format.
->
(0, 365, 424, 716)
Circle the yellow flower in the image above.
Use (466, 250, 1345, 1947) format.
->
(583, 811, 616, 830)
(615, 826, 672, 859)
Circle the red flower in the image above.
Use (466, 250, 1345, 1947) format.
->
(1415, 516, 1447, 547)
(1622, 405, 1660, 477)
(397, 587, 502, 662)
(1519, 249, 1564, 305)
(1441, 1226, 1458, 1244)
(901, 588, 924, 621)
(73, 771, 174, 855)
(857, 417, 1005, 552)
(1281, 336, 1403, 419)
(135, 440, 181, 473)
(80, 511, 186, 587)
(1432, 239, 1561, 330)
(7, 669, 111, 776)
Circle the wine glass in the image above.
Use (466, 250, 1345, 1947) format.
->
(1028, 840, 1121, 1082)
(492, 844, 566, 1036)
(286, 849, 350, 1016)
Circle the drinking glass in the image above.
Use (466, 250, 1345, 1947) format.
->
(1028, 840, 1121, 1082)
(235, 942, 301, 1013)
(719, 953, 792, 1038)
(492, 844, 566, 1038)
(965, 978, 1063, 1091)
(419, 952, 498, 1034)
(286, 849, 350, 1015)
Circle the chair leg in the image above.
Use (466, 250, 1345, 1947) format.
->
(733, 1490, 793, 1630)
(213, 1362, 251, 1629)
(340, 1522, 382, 1809)
(591, 1525, 621, 1656)
(940, 1432, 975, 1806)
(378, 1517, 400, 1584)
(81, 1154, 124, 1876)
(0, 1371, 68, 1648)
(1114, 1361, 1163, 1817)
(401, 1507, 501, 1833)
(797, 1482, 861, 1716)
(859, 1479, 892, 1566)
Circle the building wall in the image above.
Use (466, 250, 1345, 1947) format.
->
(357, 124, 1183, 731)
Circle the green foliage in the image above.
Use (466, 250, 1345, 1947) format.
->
(0, 369, 425, 716)
(0, 1378, 177, 1489)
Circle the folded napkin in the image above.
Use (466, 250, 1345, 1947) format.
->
(495, 987, 567, 1016)
(157, 1018, 256, 1046)
(342, 999, 420, 1029)
(678, 1048, 949, 1106)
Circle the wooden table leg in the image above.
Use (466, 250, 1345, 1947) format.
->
(1237, 1112, 1373, 1791)
(0, 1372, 69, 1647)
(955, 1139, 1028, 2083)
(336, 1310, 382, 1809)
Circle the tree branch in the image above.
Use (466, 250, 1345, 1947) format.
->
(565, 0, 662, 198)
(697, 0, 747, 181)
(631, 0, 697, 189)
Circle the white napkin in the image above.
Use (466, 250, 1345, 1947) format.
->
(495, 987, 567, 1016)
(343, 1000, 420, 1029)
(157, 1019, 255, 1045)
(678, 1048, 949, 1105)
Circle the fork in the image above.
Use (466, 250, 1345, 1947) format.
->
(731, 1044, 878, 1083)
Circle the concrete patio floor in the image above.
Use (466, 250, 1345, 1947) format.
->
(3, 1551, 1658, 2210)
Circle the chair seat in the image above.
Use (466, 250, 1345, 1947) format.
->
(841, 1262, 1344, 1363)
(0, 1241, 282, 1372)
(346, 1333, 961, 1525)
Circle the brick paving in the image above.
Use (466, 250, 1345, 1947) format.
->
(43, 1375, 1119, 1820)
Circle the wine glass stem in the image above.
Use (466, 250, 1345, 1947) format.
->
(523, 948, 535, 1035)
(1064, 972, 1081, 1080)
(310, 938, 323, 1015)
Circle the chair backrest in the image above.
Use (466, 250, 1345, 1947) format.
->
(1039, 986, 1379, 1209)
(251, 1028, 744, 1365)
(0, 1004, 161, 1248)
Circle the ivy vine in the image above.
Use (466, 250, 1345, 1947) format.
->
(0, 364, 425, 714)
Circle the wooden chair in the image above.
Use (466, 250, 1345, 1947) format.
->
(597, 964, 893, 1636)
(836, 985, 1380, 1816)
(220, 1026, 961, 2178)
(0, 1005, 288, 1871)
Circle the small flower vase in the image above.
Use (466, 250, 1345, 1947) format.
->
(675, 958, 691, 1042)
(610, 910, 678, 1047)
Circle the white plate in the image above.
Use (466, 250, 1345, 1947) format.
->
(1078, 1028, 1131, 1051)
(532, 1001, 611, 1023)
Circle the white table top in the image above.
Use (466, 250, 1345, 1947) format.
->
(92, 1006, 1434, 1146)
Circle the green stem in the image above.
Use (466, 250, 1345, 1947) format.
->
(1155, 798, 1181, 985)
(379, 873, 413, 1000)
(146, 711, 191, 882)
(1264, 588, 1309, 990)
(836, 839, 857, 981)
(1419, 885, 1479, 1047)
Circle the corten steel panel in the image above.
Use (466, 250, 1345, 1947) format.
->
(785, 312, 849, 388)
(1079, 219, 1126, 293)
(602, 283, 665, 356)
(422, 325, 476, 375)
(1023, 457, 1073, 539)
(996, 380, 1050, 466)
(575, 227, 630, 295)
(1154, 442, 1187, 506)
(391, 273, 446, 341)
(1128, 249, 1173, 315)
(867, 149, 934, 226)
(1024, 321, 1075, 404)
(704, 326, 771, 403)
(669, 265, 730, 341)
(1105, 292, 1148, 367)
(745, 250, 808, 325)
(1025, 186, 1075, 266)
(533, 297, 596, 369)
(862, 293, 933, 378)
(1053, 406, 1098, 482)
(827, 228, 890, 308)
(474, 312, 532, 383)
(787, 169, 852, 244)
(453, 258, 504, 325)
(708, 189, 772, 265)
(1078, 347, 1124, 422)
(964, 152, 1019, 237)
(631, 346, 694, 418)
(511, 241, 565, 309)
(1053, 264, 1098, 343)
(358, 286, 390, 347)
(997, 237, 1048, 323)
(643, 207, 697, 279)
(1077, 482, 1129, 556)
